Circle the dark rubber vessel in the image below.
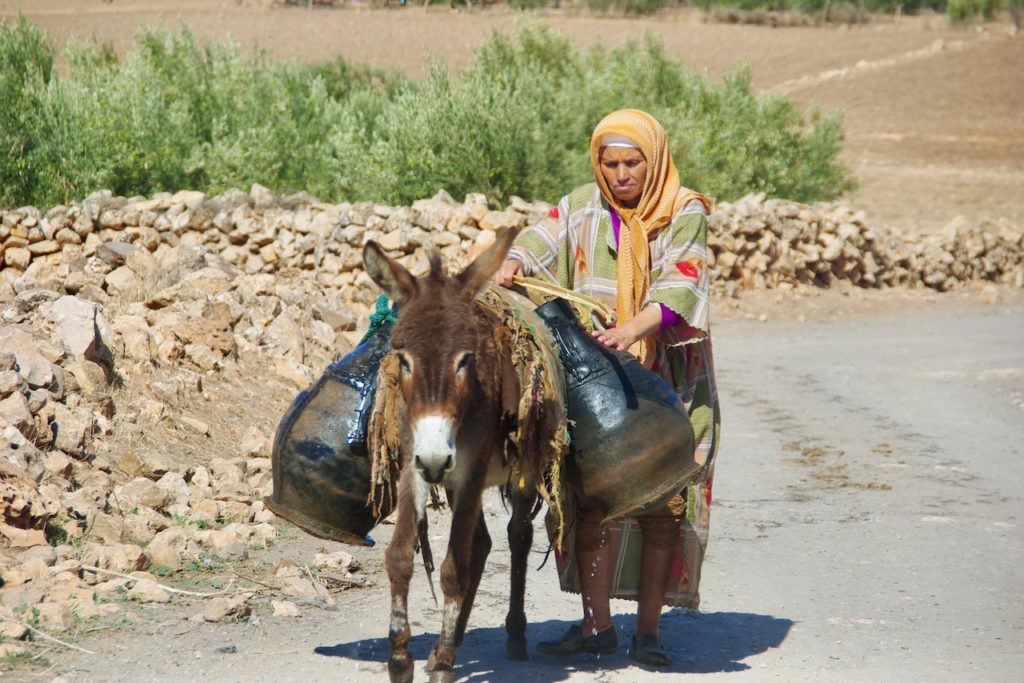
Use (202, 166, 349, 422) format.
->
(265, 319, 394, 546)
(536, 298, 698, 524)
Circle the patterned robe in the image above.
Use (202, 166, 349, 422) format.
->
(508, 182, 721, 609)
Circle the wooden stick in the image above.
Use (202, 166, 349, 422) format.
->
(79, 565, 236, 597)
(510, 276, 616, 325)
(22, 623, 95, 655)
(318, 571, 369, 588)
(229, 567, 277, 591)
(31, 644, 53, 661)
(301, 564, 326, 590)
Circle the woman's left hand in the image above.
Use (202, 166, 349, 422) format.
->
(590, 304, 664, 353)
(591, 326, 638, 352)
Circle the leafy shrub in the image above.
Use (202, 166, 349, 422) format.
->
(687, 0, 947, 14)
(300, 54, 406, 100)
(946, 0, 1002, 20)
(353, 24, 850, 204)
(586, 0, 668, 13)
(0, 19, 851, 208)
(27, 36, 200, 202)
(355, 24, 589, 204)
(0, 16, 54, 207)
(2, 25, 387, 206)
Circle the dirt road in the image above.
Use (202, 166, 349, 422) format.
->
(41, 293, 1023, 682)
(3, 2, 1023, 231)
(1, 5, 1020, 680)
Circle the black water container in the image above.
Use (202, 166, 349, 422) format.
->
(535, 298, 698, 524)
(265, 317, 395, 546)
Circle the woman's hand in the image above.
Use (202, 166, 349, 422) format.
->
(591, 305, 663, 352)
(591, 326, 639, 352)
(494, 259, 523, 287)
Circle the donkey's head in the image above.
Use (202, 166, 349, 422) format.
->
(363, 229, 519, 484)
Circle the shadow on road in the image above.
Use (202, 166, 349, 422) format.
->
(315, 609, 792, 680)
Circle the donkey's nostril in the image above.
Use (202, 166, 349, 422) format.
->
(444, 455, 453, 471)
(415, 456, 423, 469)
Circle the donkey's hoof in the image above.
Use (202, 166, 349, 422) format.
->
(388, 655, 414, 683)
(426, 648, 457, 683)
(506, 636, 529, 661)
(428, 667, 456, 683)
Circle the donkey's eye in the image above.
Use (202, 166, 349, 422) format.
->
(397, 352, 412, 375)
(454, 352, 473, 376)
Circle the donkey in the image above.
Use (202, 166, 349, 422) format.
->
(363, 228, 540, 683)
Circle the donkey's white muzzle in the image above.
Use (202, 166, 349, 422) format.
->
(412, 415, 456, 484)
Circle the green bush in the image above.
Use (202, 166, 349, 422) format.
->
(586, 0, 668, 13)
(0, 15, 54, 208)
(28, 36, 200, 202)
(355, 24, 589, 204)
(353, 25, 850, 204)
(2, 25, 384, 207)
(300, 54, 406, 100)
(946, 0, 1002, 20)
(0, 19, 851, 209)
(508, 0, 550, 8)
(681, 0, 947, 14)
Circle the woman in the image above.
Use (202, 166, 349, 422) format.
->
(496, 109, 720, 667)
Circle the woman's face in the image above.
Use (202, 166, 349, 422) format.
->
(599, 146, 647, 208)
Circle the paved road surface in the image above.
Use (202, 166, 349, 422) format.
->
(50, 301, 1023, 682)
(697, 302, 1023, 682)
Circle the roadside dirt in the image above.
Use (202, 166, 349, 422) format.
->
(3, 1, 1022, 232)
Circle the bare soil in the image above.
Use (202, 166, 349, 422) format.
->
(3, 1, 1022, 231)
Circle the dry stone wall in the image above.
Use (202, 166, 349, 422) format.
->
(3, 186, 1021, 306)
(709, 193, 1024, 293)
(0, 184, 1020, 641)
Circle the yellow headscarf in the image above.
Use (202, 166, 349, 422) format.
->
(590, 109, 712, 365)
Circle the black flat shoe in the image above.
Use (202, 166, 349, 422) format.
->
(630, 633, 671, 667)
(537, 624, 618, 657)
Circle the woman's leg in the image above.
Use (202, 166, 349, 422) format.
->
(635, 492, 685, 636)
(577, 545, 614, 634)
(636, 544, 673, 635)
(537, 504, 617, 657)
(575, 506, 613, 635)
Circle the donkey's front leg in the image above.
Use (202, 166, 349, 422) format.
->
(505, 487, 538, 660)
(453, 511, 492, 646)
(385, 477, 419, 683)
(427, 490, 485, 682)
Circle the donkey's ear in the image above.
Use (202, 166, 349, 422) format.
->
(364, 240, 418, 304)
(456, 227, 521, 297)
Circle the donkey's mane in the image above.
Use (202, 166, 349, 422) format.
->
(427, 250, 444, 278)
